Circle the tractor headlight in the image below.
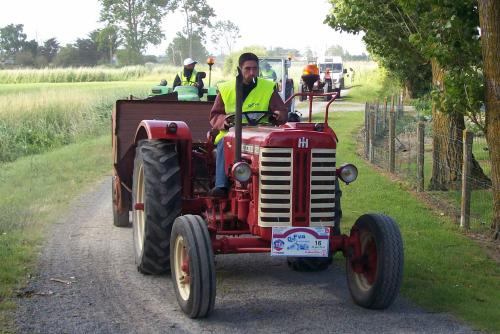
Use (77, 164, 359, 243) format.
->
(232, 162, 252, 183)
(337, 164, 358, 184)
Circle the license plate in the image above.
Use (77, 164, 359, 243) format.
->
(271, 227, 330, 257)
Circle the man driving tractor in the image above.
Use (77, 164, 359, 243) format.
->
(260, 61, 278, 82)
(209, 52, 287, 198)
(173, 57, 205, 97)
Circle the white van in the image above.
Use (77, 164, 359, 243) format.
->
(317, 56, 347, 98)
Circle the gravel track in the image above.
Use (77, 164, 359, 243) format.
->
(15, 178, 478, 334)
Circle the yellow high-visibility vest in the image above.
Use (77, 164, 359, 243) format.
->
(214, 78, 275, 144)
(178, 69, 197, 86)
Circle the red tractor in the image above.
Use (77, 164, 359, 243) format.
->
(112, 64, 404, 318)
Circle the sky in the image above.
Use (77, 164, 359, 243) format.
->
(0, 0, 367, 57)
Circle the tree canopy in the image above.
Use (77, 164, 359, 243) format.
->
(99, 0, 177, 64)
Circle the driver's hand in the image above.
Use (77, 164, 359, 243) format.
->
(272, 110, 286, 123)
(223, 115, 233, 129)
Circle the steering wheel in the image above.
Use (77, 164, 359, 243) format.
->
(224, 111, 278, 127)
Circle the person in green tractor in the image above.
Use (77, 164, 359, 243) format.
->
(173, 57, 204, 97)
(260, 61, 277, 82)
(208, 52, 287, 198)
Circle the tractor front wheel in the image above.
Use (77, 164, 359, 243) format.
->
(171, 215, 216, 318)
(346, 214, 403, 309)
(132, 140, 182, 274)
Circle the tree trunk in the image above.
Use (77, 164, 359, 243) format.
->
(428, 59, 491, 191)
(478, 0, 500, 239)
(429, 59, 466, 190)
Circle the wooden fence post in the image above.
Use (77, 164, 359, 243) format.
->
(417, 122, 425, 192)
(365, 103, 369, 159)
(389, 110, 396, 173)
(383, 97, 388, 132)
(391, 95, 395, 119)
(375, 102, 380, 136)
(460, 130, 473, 229)
(369, 112, 376, 163)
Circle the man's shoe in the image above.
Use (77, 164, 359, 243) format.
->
(209, 187, 228, 198)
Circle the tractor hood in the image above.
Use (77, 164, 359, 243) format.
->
(223, 123, 337, 160)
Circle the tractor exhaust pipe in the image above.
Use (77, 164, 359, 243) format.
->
(234, 67, 243, 163)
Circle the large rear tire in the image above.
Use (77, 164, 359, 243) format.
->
(132, 140, 182, 274)
(171, 215, 216, 318)
(346, 214, 404, 309)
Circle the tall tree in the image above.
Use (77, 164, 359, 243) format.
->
(166, 32, 208, 66)
(75, 38, 100, 66)
(53, 44, 80, 67)
(478, 0, 500, 239)
(326, 0, 490, 191)
(94, 26, 121, 64)
(39, 38, 60, 64)
(267, 47, 301, 58)
(325, 44, 344, 56)
(177, 0, 215, 57)
(0, 24, 27, 60)
(99, 0, 176, 64)
(325, 1, 430, 98)
(211, 20, 240, 55)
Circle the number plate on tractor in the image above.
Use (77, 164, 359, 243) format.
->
(271, 227, 330, 257)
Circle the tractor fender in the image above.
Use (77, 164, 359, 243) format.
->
(134, 120, 192, 143)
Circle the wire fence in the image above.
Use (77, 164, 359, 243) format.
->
(363, 97, 493, 234)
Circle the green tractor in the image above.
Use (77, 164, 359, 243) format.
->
(149, 57, 218, 102)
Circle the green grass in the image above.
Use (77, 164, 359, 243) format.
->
(318, 110, 500, 333)
(0, 82, 153, 163)
(342, 64, 401, 104)
(0, 135, 111, 331)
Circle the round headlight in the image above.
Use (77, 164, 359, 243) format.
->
(338, 164, 358, 184)
(232, 162, 252, 183)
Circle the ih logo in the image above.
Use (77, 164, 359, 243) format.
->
(298, 137, 309, 148)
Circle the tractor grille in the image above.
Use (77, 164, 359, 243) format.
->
(310, 149, 336, 226)
(258, 148, 293, 227)
(257, 148, 336, 227)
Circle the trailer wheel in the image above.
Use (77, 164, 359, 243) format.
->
(171, 215, 216, 318)
(132, 140, 182, 274)
(287, 255, 332, 271)
(346, 214, 403, 309)
(112, 177, 130, 227)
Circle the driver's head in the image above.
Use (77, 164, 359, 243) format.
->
(238, 52, 259, 85)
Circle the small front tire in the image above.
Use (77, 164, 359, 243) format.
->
(346, 214, 404, 309)
(171, 215, 216, 318)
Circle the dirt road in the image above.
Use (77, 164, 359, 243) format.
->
(15, 179, 477, 334)
(295, 89, 366, 118)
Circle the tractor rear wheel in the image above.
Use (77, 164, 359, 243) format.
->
(132, 140, 182, 274)
(346, 214, 403, 309)
(287, 255, 332, 271)
(171, 215, 216, 318)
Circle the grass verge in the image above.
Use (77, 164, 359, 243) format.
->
(321, 110, 500, 333)
(0, 135, 111, 332)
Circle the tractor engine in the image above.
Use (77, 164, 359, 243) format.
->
(222, 122, 344, 239)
